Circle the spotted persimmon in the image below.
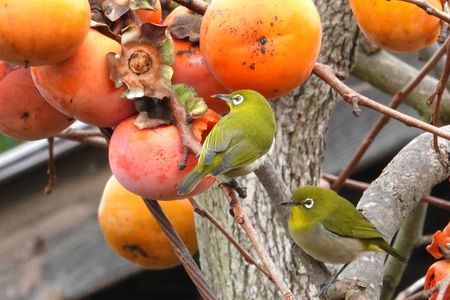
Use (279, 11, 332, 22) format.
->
(98, 176, 198, 269)
(349, 0, 442, 52)
(0, 0, 90, 66)
(31, 30, 136, 127)
(200, 0, 322, 99)
(108, 110, 219, 200)
(0, 66, 73, 140)
(163, 7, 229, 114)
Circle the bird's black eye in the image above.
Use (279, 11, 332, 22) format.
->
(303, 198, 314, 209)
(232, 94, 244, 106)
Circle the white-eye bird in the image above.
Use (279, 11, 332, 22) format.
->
(177, 89, 276, 196)
(280, 186, 405, 294)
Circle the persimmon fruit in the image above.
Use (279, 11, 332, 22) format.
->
(163, 6, 229, 114)
(200, 0, 322, 99)
(108, 110, 219, 200)
(98, 176, 198, 269)
(424, 260, 450, 300)
(136, 0, 163, 24)
(31, 30, 136, 127)
(0, 66, 74, 140)
(0, 0, 90, 66)
(349, 0, 442, 52)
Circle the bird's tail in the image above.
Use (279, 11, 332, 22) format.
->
(378, 240, 406, 263)
(177, 168, 204, 195)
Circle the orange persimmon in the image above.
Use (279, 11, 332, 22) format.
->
(0, 0, 90, 66)
(31, 30, 136, 127)
(349, 0, 442, 52)
(200, 0, 322, 99)
(0, 66, 73, 140)
(98, 176, 198, 269)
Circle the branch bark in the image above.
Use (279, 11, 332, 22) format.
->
(327, 126, 450, 299)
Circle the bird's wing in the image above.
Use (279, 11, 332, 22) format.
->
(322, 206, 384, 240)
(201, 122, 234, 167)
(211, 141, 262, 176)
(200, 120, 262, 175)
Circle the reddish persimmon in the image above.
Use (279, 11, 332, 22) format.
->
(349, 0, 442, 52)
(424, 260, 450, 300)
(108, 110, 219, 200)
(98, 176, 198, 269)
(31, 30, 136, 127)
(0, 0, 90, 66)
(0, 66, 73, 140)
(163, 6, 229, 114)
(200, 0, 322, 99)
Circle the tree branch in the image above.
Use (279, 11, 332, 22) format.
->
(395, 0, 450, 23)
(171, 0, 208, 15)
(332, 39, 450, 191)
(326, 126, 450, 299)
(381, 202, 428, 300)
(313, 63, 450, 140)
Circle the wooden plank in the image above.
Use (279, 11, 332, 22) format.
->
(0, 147, 141, 300)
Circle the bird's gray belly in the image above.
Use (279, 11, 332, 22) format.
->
(290, 224, 366, 264)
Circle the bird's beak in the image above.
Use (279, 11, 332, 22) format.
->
(279, 199, 295, 206)
(212, 94, 231, 102)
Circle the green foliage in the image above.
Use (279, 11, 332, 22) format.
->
(0, 134, 21, 153)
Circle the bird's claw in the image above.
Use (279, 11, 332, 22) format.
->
(218, 179, 247, 198)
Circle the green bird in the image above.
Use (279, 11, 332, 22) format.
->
(177, 89, 276, 196)
(280, 186, 405, 294)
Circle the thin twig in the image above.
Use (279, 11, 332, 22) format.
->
(57, 128, 108, 149)
(219, 185, 295, 300)
(395, 0, 450, 23)
(189, 197, 273, 281)
(171, 0, 208, 15)
(428, 39, 450, 154)
(313, 63, 450, 141)
(323, 173, 450, 210)
(143, 198, 217, 300)
(436, 274, 450, 300)
(44, 137, 56, 194)
(394, 276, 426, 300)
(331, 38, 450, 191)
(168, 91, 203, 154)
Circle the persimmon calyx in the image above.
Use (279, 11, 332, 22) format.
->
(103, 0, 157, 22)
(106, 23, 174, 99)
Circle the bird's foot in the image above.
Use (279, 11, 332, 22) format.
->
(219, 179, 247, 198)
(317, 278, 334, 298)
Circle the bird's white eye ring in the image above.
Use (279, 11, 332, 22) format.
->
(232, 94, 244, 106)
(303, 198, 314, 209)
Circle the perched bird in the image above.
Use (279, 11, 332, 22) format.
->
(280, 186, 405, 294)
(177, 89, 276, 196)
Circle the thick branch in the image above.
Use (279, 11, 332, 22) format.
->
(327, 126, 450, 299)
(313, 63, 450, 140)
(381, 203, 428, 300)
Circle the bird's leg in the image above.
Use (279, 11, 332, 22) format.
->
(219, 179, 247, 199)
(318, 263, 349, 298)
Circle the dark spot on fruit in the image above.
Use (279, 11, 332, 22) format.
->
(249, 63, 255, 70)
(176, 49, 194, 57)
(242, 61, 246, 65)
(123, 244, 149, 257)
(274, 16, 279, 21)
(21, 112, 29, 120)
(270, 22, 274, 27)
(257, 20, 263, 25)
(257, 36, 267, 54)
(273, 89, 279, 93)
(69, 98, 73, 104)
